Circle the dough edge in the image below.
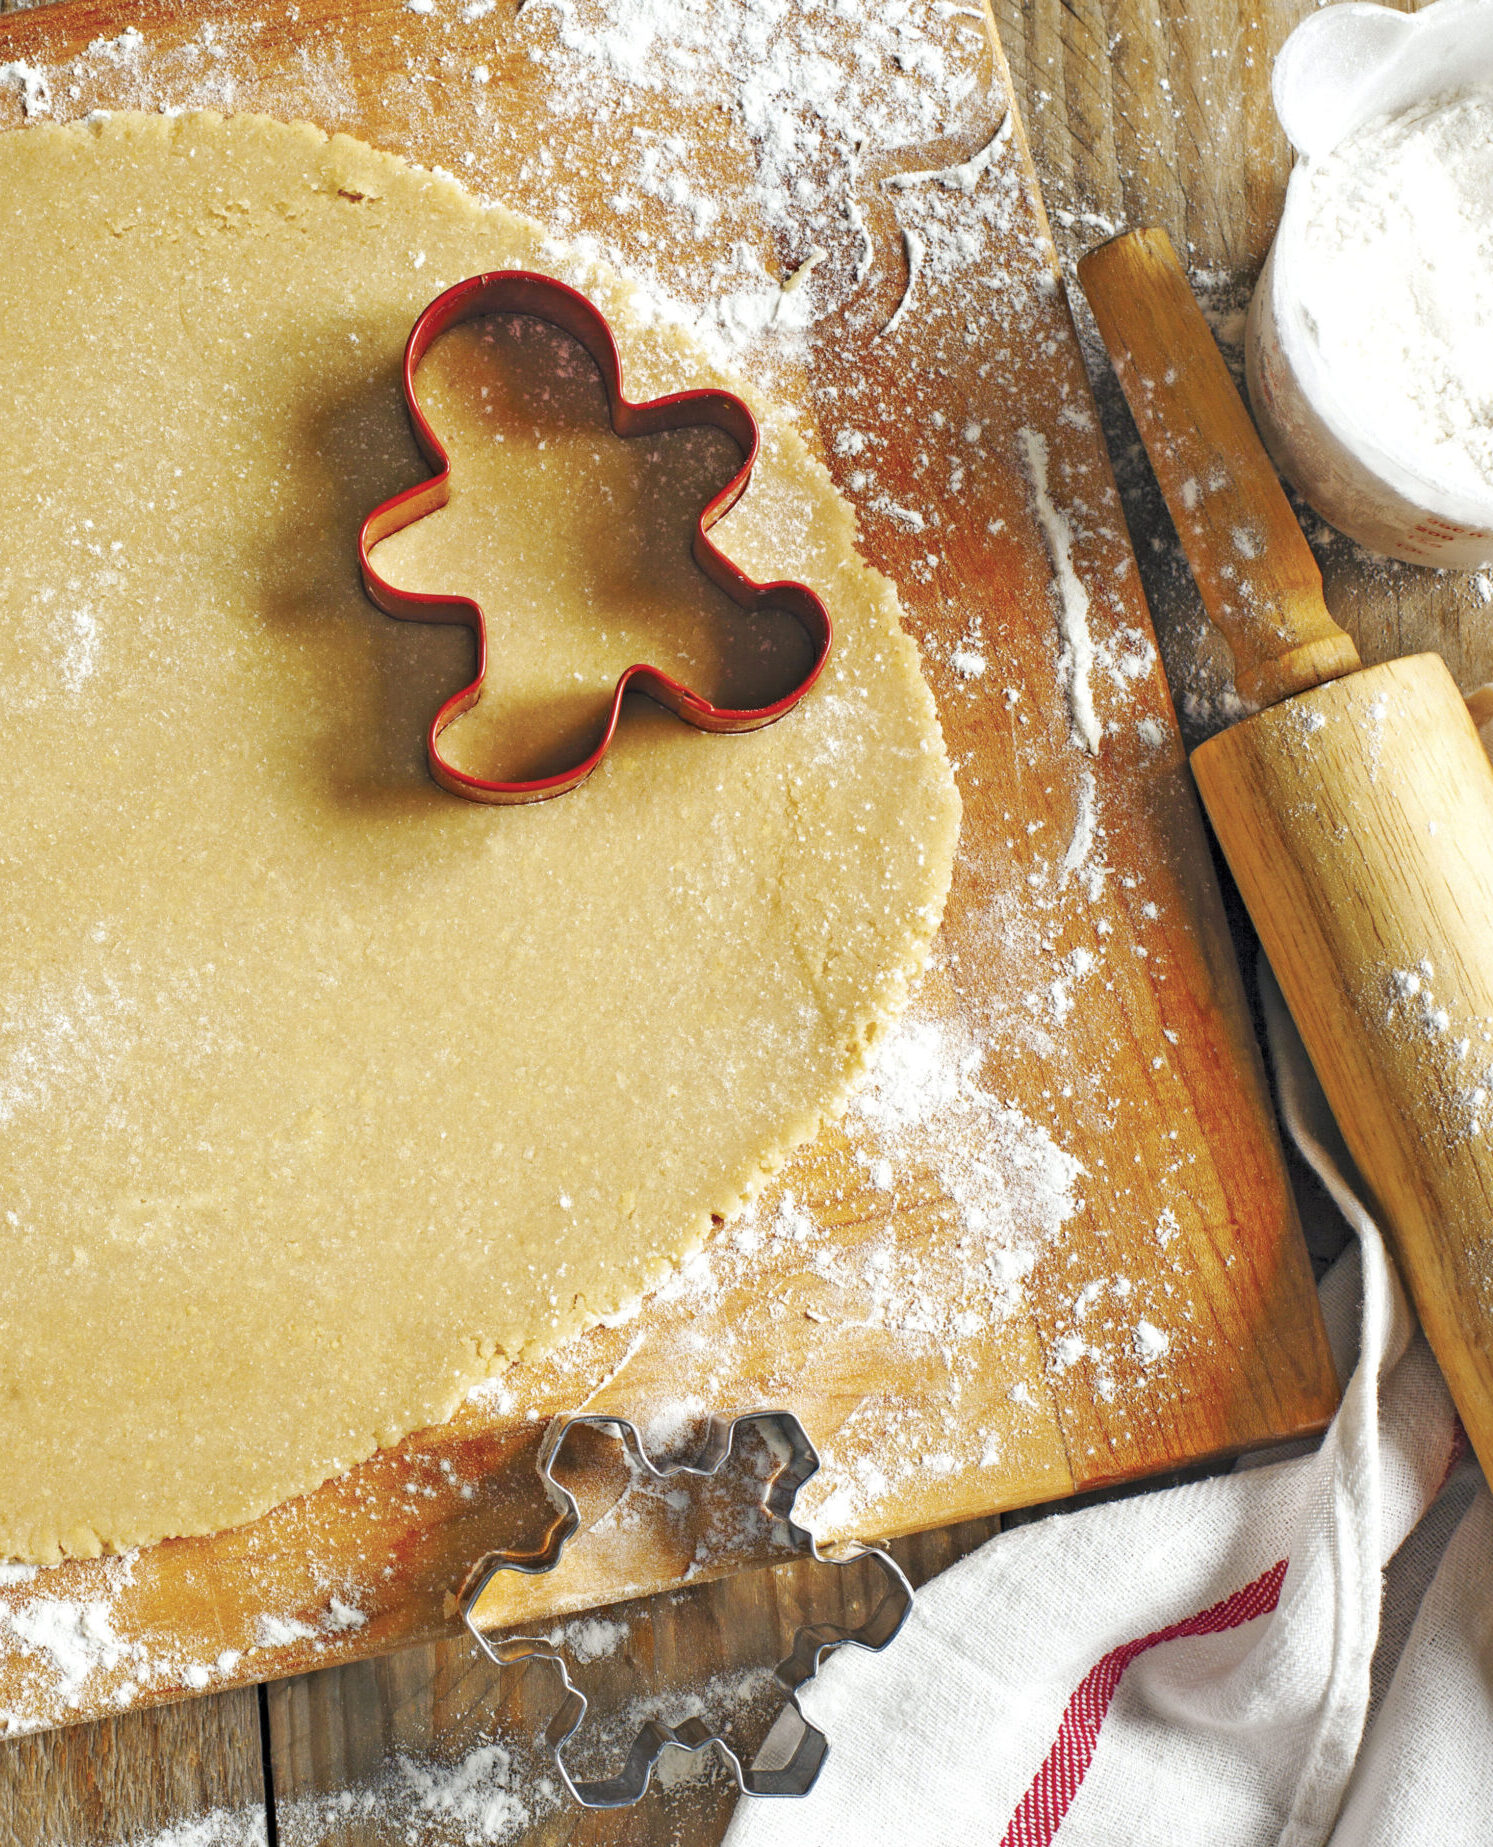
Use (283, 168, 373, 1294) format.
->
(4, 110, 960, 1559)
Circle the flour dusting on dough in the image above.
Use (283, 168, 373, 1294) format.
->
(0, 0, 1202, 1754)
(0, 112, 958, 1565)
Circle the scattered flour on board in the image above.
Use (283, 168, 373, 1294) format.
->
(493, 0, 995, 360)
(883, 118, 1011, 200)
(1133, 1319, 1170, 1365)
(1057, 768, 1101, 896)
(0, 61, 49, 117)
(1020, 426, 1101, 752)
(640, 1394, 713, 1459)
(120, 1813, 267, 1847)
(852, 1012, 1084, 1250)
(2, 1594, 131, 1706)
(0, 0, 1196, 1757)
(0, 1546, 366, 1735)
(253, 1614, 317, 1648)
(880, 225, 926, 338)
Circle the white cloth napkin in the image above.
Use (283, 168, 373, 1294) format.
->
(725, 978, 1488, 1847)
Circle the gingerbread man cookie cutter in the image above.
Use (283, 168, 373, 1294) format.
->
(457, 1409, 913, 1807)
(359, 272, 834, 804)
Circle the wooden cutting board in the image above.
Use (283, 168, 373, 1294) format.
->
(0, 0, 1336, 1735)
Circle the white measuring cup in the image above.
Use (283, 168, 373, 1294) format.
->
(1247, 0, 1493, 567)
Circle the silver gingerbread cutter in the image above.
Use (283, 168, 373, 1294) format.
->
(457, 1409, 914, 1807)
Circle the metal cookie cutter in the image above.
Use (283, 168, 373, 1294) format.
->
(359, 272, 834, 805)
(458, 1410, 913, 1807)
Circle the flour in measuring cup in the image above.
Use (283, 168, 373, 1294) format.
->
(1291, 88, 1493, 499)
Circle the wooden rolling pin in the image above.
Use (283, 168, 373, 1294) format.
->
(1080, 227, 1493, 1476)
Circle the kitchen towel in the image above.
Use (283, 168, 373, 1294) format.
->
(724, 975, 1486, 1847)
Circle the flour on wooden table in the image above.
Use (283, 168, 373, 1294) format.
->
(0, 1547, 362, 1734)
(543, 1613, 628, 1662)
(111, 1755, 547, 1847)
(270, 1665, 776, 1840)
(277, 1739, 550, 1846)
(120, 1812, 268, 1847)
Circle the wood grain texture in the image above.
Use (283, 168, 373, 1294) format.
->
(1, 0, 1448, 1838)
(994, 0, 1493, 713)
(0, 0, 1335, 1746)
(1195, 655, 1493, 1486)
(264, 1519, 994, 1845)
(0, 1690, 265, 1846)
(1075, 225, 1493, 1485)
(1079, 228, 1361, 706)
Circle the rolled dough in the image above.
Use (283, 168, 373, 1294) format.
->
(0, 112, 959, 1562)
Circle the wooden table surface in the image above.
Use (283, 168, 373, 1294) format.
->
(0, 0, 1475, 1841)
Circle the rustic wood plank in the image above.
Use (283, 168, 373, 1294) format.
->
(0, 1689, 266, 1847)
(264, 1516, 1000, 1845)
(994, 0, 1493, 709)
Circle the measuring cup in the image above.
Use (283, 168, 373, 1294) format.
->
(1247, 0, 1493, 567)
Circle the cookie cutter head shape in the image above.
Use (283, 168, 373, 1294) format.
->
(458, 1409, 914, 1808)
(358, 272, 834, 804)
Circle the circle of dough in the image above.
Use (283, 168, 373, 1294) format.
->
(0, 112, 959, 1563)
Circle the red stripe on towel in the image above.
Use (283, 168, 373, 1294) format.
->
(998, 1557, 1288, 1847)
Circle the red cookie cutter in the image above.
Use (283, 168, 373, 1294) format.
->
(359, 271, 834, 805)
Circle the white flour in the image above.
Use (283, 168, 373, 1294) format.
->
(0, 60, 49, 116)
(1381, 955, 1493, 1145)
(504, 0, 986, 362)
(0, 1544, 365, 1735)
(1292, 87, 1493, 498)
(123, 1814, 267, 1847)
(1021, 425, 1102, 752)
(0, 0, 1197, 1747)
(277, 1739, 547, 1845)
(105, 1744, 545, 1847)
(1, 1594, 130, 1706)
(852, 1013, 1085, 1252)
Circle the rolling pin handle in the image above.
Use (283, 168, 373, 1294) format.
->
(1077, 227, 1361, 708)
